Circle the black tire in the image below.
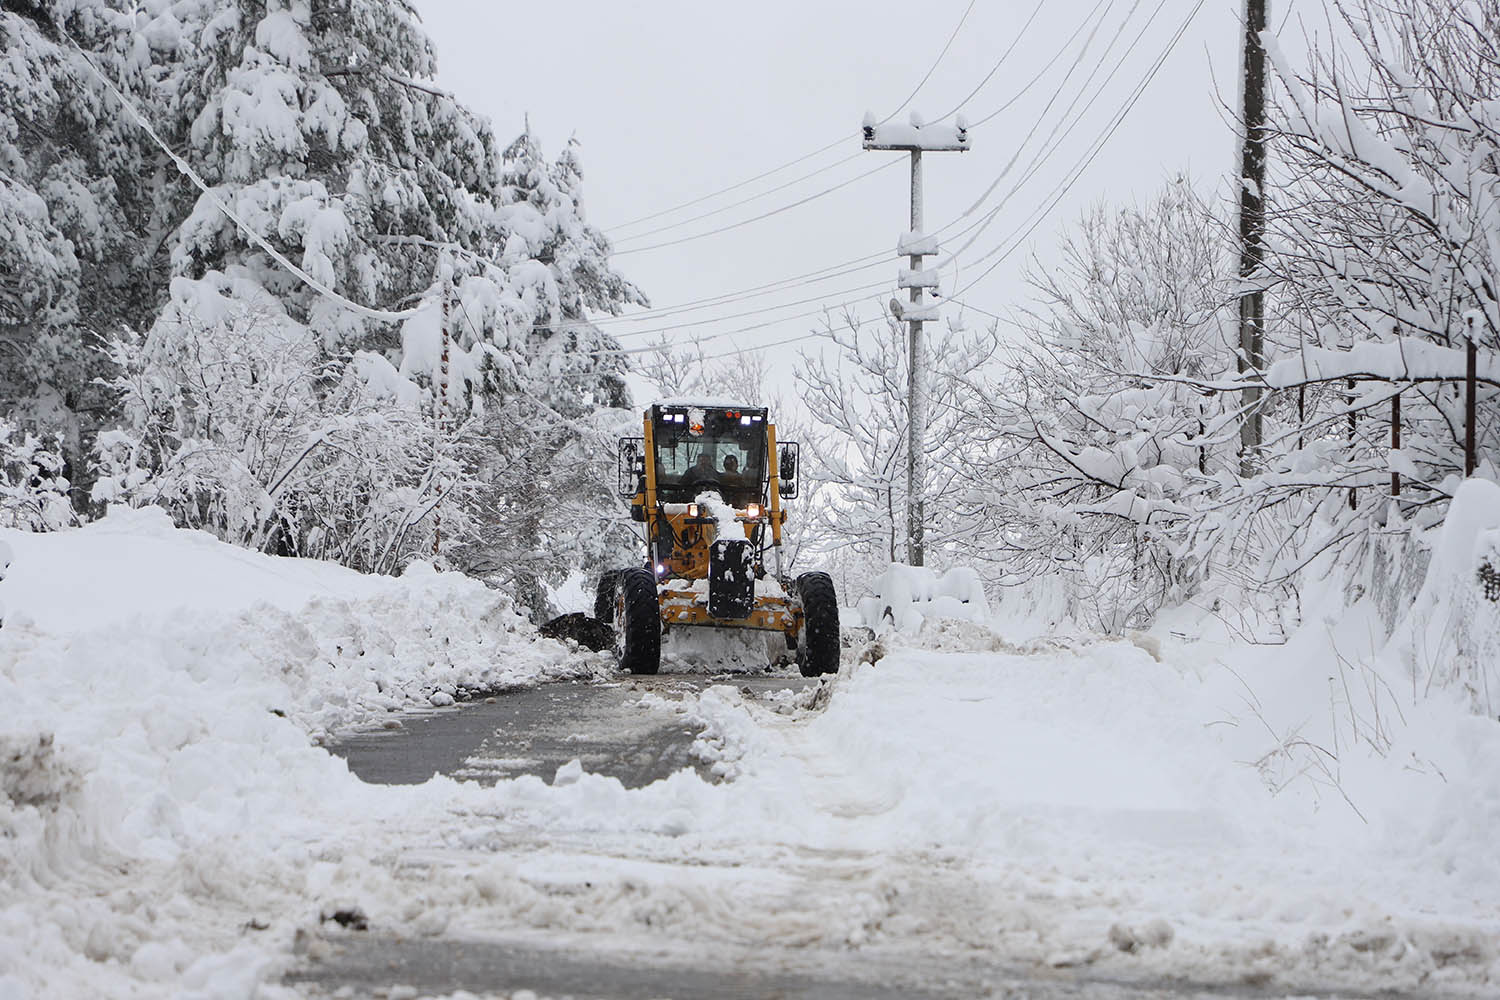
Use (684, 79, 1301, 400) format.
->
(593, 569, 622, 622)
(615, 567, 661, 675)
(794, 572, 840, 677)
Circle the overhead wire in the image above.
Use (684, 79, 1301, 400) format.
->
(602, 0, 1205, 355)
(938, 0, 1167, 266)
(609, 151, 866, 245)
(603, 0, 977, 238)
(610, 158, 901, 257)
(584, 0, 1119, 329)
(947, 0, 1210, 301)
(929, 0, 1049, 122)
(597, 0, 1142, 337)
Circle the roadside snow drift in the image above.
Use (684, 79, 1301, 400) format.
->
(0, 508, 601, 998)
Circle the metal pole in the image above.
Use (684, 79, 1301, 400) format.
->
(907, 149, 926, 567)
(1391, 391, 1401, 498)
(1466, 333, 1478, 477)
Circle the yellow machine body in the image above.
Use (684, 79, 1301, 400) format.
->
(624, 402, 800, 642)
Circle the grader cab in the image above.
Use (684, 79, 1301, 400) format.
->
(595, 401, 839, 676)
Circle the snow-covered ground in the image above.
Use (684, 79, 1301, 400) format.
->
(3, 509, 1498, 998)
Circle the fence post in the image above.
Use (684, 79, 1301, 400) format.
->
(1348, 377, 1358, 511)
(1465, 330, 1477, 477)
(1391, 390, 1401, 498)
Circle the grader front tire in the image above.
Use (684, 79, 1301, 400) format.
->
(794, 572, 840, 677)
(616, 567, 662, 675)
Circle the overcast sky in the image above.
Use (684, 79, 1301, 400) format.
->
(417, 1, 1316, 392)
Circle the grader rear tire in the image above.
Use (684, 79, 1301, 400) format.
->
(593, 569, 622, 622)
(794, 572, 840, 677)
(615, 567, 661, 675)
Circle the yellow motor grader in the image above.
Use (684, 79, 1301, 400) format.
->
(595, 401, 839, 676)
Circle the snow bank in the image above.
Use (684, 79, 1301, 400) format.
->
(1393, 479, 1500, 716)
(0, 509, 601, 997)
(857, 563, 989, 633)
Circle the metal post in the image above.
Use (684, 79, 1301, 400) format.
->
(1391, 391, 1401, 498)
(860, 112, 968, 568)
(907, 149, 926, 567)
(1466, 333, 1478, 477)
(1348, 377, 1357, 511)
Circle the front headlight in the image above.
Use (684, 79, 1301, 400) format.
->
(745, 503, 762, 519)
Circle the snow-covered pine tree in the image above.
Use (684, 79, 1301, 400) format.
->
(5, 1, 642, 589)
(0, 3, 159, 488)
(450, 129, 646, 616)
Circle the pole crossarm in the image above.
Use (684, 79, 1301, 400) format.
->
(862, 112, 972, 152)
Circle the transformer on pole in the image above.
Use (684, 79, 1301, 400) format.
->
(861, 111, 970, 567)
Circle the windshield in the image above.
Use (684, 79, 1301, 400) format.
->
(652, 406, 766, 502)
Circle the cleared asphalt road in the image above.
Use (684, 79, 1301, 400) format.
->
(302, 675, 1405, 1000)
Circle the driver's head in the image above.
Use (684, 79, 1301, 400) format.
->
(693, 452, 715, 471)
(723, 454, 740, 474)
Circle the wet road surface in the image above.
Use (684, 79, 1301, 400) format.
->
(329, 673, 817, 789)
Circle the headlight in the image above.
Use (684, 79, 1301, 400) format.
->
(655, 562, 667, 576)
(687, 503, 700, 518)
(746, 504, 762, 519)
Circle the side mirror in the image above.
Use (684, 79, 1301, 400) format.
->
(618, 437, 645, 497)
(778, 442, 800, 499)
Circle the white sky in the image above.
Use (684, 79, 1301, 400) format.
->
(417, 1, 1316, 392)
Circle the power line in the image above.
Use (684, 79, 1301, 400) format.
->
(583, 2, 1125, 329)
(930, 0, 1049, 122)
(968, 0, 1113, 130)
(940, 0, 1168, 266)
(949, 0, 1209, 302)
(610, 151, 865, 245)
(602, 0, 977, 235)
(883, 0, 979, 122)
(610, 159, 901, 257)
(612, 0, 1203, 356)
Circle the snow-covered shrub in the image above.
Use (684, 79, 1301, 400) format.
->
(1206, 0, 1500, 586)
(94, 272, 477, 573)
(964, 179, 1235, 631)
(1395, 480, 1500, 716)
(796, 304, 999, 577)
(857, 563, 990, 634)
(0, 417, 75, 531)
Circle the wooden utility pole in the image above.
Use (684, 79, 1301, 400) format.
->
(1237, 0, 1269, 474)
(862, 112, 970, 566)
(433, 271, 452, 560)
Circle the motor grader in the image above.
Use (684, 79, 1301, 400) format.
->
(594, 401, 839, 677)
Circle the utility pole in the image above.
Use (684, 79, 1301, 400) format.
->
(862, 111, 970, 567)
(1237, 0, 1269, 475)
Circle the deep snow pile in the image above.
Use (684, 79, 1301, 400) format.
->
(0, 508, 602, 999)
